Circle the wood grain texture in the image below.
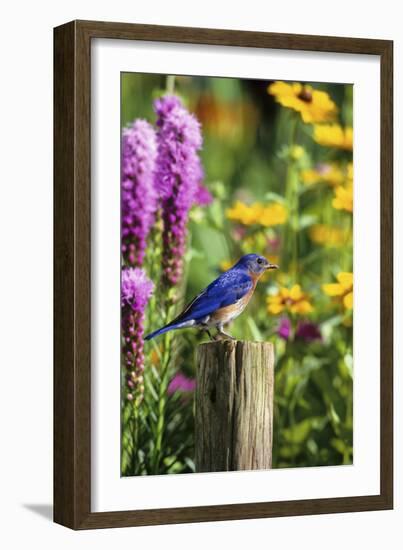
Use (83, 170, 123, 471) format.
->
(70, 19, 392, 55)
(54, 21, 91, 529)
(53, 20, 393, 529)
(54, 21, 76, 528)
(195, 341, 274, 472)
(379, 40, 394, 507)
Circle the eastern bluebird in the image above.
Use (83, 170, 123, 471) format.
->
(145, 253, 278, 341)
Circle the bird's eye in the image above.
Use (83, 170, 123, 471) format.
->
(257, 258, 263, 264)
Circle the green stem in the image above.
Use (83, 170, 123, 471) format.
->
(151, 325, 173, 473)
(283, 117, 300, 280)
(166, 75, 176, 94)
(130, 405, 139, 475)
(150, 236, 191, 474)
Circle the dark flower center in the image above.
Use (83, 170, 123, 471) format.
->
(298, 88, 313, 103)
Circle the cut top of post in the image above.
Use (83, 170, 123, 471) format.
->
(197, 338, 274, 354)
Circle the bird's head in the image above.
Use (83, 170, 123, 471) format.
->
(236, 253, 279, 276)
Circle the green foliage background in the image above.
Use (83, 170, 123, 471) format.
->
(121, 73, 353, 474)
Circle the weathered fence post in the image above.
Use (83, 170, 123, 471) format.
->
(195, 340, 274, 472)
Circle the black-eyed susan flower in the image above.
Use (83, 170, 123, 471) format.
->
(313, 124, 353, 151)
(226, 201, 287, 227)
(309, 224, 350, 247)
(301, 163, 346, 187)
(226, 201, 256, 225)
(346, 162, 353, 183)
(322, 272, 353, 310)
(268, 81, 338, 123)
(260, 204, 288, 226)
(267, 285, 314, 315)
(332, 185, 353, 213)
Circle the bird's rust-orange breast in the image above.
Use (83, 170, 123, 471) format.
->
(210, 284, 256, 324)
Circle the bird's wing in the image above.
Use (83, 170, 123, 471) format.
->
(171, 270, 253, 325)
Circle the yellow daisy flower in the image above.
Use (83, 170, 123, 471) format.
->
(313, 124, 353, 151)
(260, 203, 288, 226)
(226, 201, 287, 227)
(226, 202, 249, 224)
(268, 81, 338, 124)
(346, 162, 353, 183)
(309, 224, 350, 247)
(267, 284, 314, 315)
(301, 163, 346, 187)
(322, 272, 353, 310)
(332, 184, 353, 213)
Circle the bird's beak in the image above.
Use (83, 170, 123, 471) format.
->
(266, 262, 279, 270)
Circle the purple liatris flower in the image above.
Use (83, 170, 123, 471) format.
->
(278, 317, 291, 340)
(154, 95, 204, 286)
(277, 317, 322, 343)
(121, 267, 154, 401)
(167, 373, 196, 395)
(295, 321, 322, 342)
(194, 183, 213, 206)
(121, 119, 157, 267)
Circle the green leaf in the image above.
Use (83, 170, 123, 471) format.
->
(298, 214, 318, 230)
(264, 191, 287, 204)
(246, 316, 263, 341)
(282, 419, 312, 444)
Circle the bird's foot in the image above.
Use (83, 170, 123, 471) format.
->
(204, 329, 215, 341)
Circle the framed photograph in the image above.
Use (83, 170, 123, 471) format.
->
(54, 20, 393, 529)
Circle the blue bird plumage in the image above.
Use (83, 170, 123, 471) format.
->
(145, 254, 278, 341)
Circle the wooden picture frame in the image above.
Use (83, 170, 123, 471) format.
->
(54, 19, 393, 529)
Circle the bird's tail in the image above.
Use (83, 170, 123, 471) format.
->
(144, 323, 177, 341)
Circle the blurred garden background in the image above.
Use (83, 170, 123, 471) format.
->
(121, 73, 353, 476)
